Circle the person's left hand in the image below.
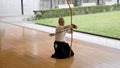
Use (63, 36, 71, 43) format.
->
(72, 24, 78, 29)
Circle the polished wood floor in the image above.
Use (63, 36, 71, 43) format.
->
(0, 22, 120, 68)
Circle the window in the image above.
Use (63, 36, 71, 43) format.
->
(105, 0, 112, 2)
(58, 0, 65, 4)
(83, 0, 97, 3)
(58, 0, 73, 4)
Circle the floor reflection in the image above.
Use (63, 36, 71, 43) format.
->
(0, 23, 5, 51)
(54, 57, 74, 68)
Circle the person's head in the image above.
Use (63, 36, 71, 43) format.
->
(58, 17, 65, 26)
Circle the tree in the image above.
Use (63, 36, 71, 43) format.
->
(73, 0, 78, 7)
(117, 0, 119, 4)
(97, 0, 105, 5)
(97, 0, 100, 5)
(50, 0, 52, 8)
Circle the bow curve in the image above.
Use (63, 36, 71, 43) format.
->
(66, 0, 73, 56)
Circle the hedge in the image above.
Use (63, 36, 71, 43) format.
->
(33, 4, 120, 19)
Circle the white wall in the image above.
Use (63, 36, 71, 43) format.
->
(0, 0, 21, 16)
(105, 0, 118, 5)
(23, 0, 40, 15)
(82, 3, 96, 6)
(33, 0, 40, 10)
(0, 0, 40, 16)
(39, 0, 51, 10)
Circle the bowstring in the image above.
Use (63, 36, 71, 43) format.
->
(66, 0, 73, 57)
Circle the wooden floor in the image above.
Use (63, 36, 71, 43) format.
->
(0, 22, 120, 68)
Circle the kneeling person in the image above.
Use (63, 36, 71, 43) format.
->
(51, 17, 78, 59)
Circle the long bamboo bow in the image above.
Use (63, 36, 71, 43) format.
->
(66, 0, 73, 56)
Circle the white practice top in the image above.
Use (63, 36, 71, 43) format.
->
(55, 25, 66, 42)
(55, 25, 72, 42)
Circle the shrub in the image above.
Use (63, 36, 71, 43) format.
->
(33, 4, 120, 19)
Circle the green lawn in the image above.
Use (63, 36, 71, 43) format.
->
(32, 11, 120, 39)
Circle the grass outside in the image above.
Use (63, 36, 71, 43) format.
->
(32, 11, 120, 39)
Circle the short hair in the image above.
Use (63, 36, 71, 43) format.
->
(58, 17, 64, 23)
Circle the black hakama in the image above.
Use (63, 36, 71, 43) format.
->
(51, 41, 74, 59)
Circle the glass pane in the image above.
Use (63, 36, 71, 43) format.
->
(83, 0, 97, 3)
